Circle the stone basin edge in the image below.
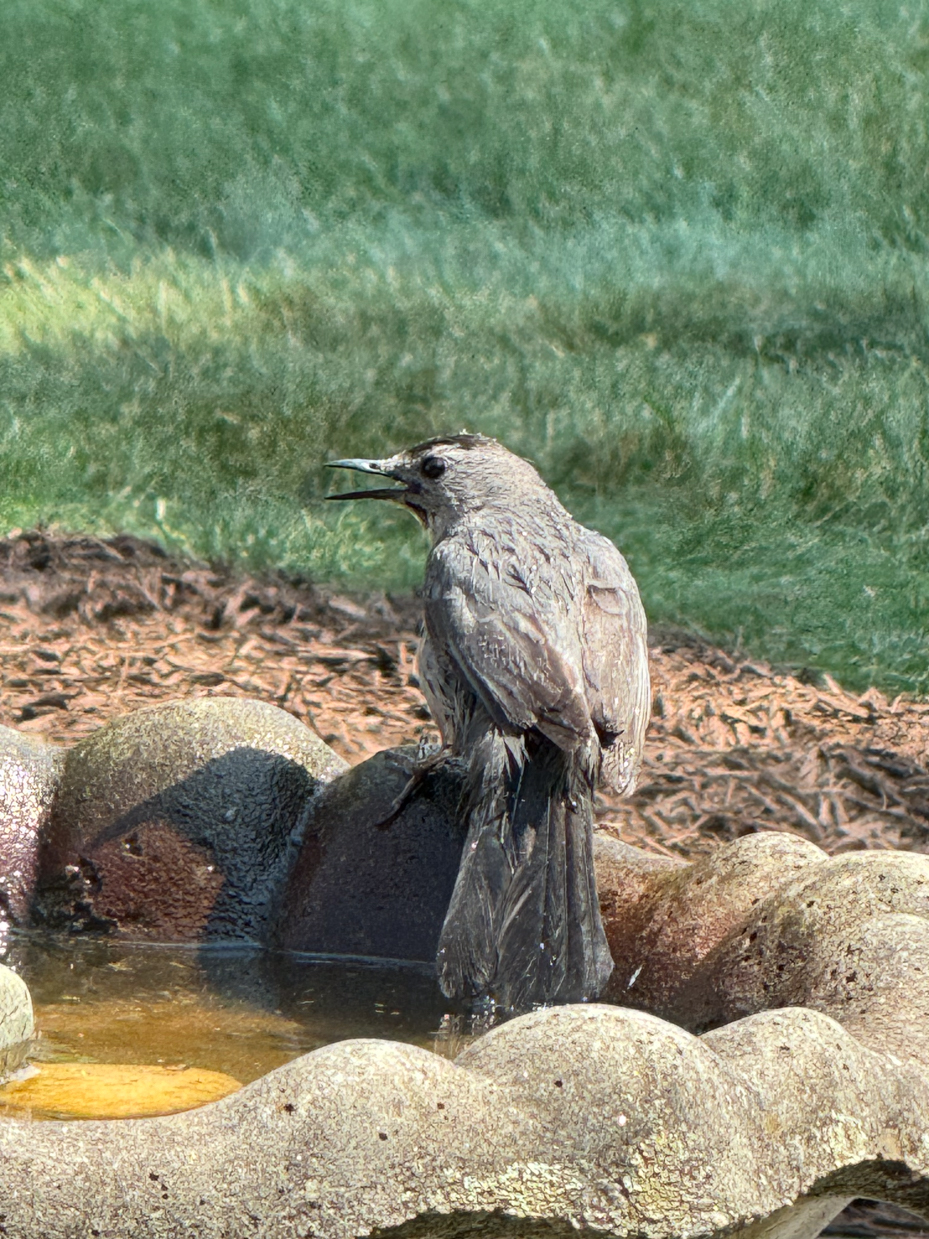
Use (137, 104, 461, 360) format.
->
(1, 708, 929, 1235)
(0, 1002, 925, 1238)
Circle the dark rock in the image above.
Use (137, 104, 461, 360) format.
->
(274, 748, 468, 963)
(34, 697, 346, 942)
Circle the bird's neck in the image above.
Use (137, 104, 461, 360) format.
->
(429, 494, 576, 550)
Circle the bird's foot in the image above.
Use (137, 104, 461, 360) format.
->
(375, 750, 447, 830)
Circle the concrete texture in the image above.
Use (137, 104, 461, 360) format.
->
(596, 831, 929, 1070)
(0, 725, 64, 924)
(33, 697, 346, 941)
(674, 848, 929, 1063)
(0, 962, 33, 1080)
(597, 830, 826, 1010)
(275, 747, 467, 959)
(0, 1003, 924, 1237)
(0, 729, 927, 1236)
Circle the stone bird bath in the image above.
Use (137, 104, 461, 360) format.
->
(0, 696, 926, 1238)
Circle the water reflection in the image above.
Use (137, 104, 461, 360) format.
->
(1, 934, 452, 1088)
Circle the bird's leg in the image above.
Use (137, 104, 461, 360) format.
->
(375, 749, 447, 830)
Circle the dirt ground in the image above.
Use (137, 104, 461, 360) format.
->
(1, 530, 929, 1238)
(0, 529, 927, 861)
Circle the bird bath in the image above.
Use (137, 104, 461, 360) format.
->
(0, 700, 929, 1237)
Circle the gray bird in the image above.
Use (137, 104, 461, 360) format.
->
(328, 434, 649, 1011)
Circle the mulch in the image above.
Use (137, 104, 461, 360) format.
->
(0, 529, 928, 861)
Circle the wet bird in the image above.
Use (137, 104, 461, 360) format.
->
(328, 435, 649, 1011)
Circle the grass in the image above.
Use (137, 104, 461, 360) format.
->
(1, 0, 928, 693)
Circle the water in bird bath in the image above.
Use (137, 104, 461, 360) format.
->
(0, 934, 450, 1120)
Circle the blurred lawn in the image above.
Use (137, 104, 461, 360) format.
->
(1, 0, 928, 693)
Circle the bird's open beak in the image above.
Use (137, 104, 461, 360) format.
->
(325, 458, 409, 502)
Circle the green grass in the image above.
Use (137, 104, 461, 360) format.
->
(1, 0, 929, 694)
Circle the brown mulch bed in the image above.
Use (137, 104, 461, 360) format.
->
(612, 630, 929, 857)
(1, 529, 927, 861)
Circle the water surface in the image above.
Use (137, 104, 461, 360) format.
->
(0, 934, 458, 1117)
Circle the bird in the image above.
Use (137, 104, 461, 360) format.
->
(327, 434, 649, 1011)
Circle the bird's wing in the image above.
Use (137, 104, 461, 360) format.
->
(416, 631, 457, 747)
(577, 529, 650, 794)
(424, 535, 592, 749)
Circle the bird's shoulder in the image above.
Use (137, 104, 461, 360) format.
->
(426, 512, 575, 607)
(422, 520, 591, 744)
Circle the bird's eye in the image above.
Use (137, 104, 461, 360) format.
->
(421, 456, 446, 480)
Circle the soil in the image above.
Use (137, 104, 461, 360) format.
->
(1, 530, 928, 1236)
(1, 529, 927, 861)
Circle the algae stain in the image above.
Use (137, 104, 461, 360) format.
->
(0, 1061, 241, 1120)
(2, 937, 448, 1121)
(32, 996, 309, 1086)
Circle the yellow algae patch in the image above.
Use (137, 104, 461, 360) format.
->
(0, 1062, 241, 1120)
(35, 997, 309, 1085)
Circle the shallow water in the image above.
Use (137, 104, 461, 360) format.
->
(0, 933, 458, 1118)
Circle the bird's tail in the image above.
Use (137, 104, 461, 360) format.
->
(435, 731, 613, 1011)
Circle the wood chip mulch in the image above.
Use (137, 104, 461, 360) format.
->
(0, 529, 928, 862)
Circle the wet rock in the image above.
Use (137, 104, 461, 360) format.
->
(273, 752, 830, 1008)
(274, 747, 467, 960)
(272, 750, 833, 1004)
(0, 733, 925, 1236)
(0, 963, 33, 1080)
(0, 1004, 926, 1237)
(0, 726, 64, 924)
(593, 833, 929, 1069)
(34, 697, 346, 942)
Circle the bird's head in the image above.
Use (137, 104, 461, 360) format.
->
(326, 434, 548, 538)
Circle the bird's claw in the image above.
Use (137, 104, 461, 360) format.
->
(373, 750, 446, 830)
